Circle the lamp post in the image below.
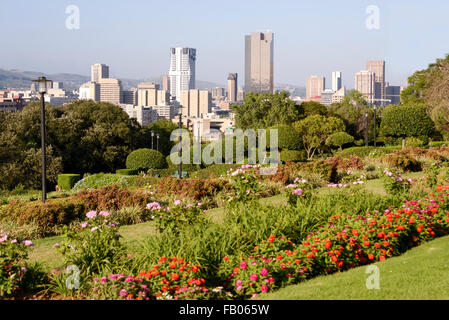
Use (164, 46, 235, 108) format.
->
(156, 134, 160, 152)
(373, 106, 377, 148)
(365, 111, 369, 147)
(151, 130, 154, 149)
(32, 77, 51, 203)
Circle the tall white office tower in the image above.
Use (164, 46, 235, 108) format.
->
(168, 47, 196, 102)
(332, 71, 342, 92)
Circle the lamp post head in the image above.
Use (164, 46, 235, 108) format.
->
(33, 76, 52, 94)
(151, 130, 154, 137)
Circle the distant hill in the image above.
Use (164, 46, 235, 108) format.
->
(0, 68, 305, 96)
(0, 68, 225, 91)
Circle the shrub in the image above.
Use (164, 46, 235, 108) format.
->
(382, 169, 412, 196)
(166, 155, 202, 173)
(56, 211, 126, 278)
(126, 149, 166, 171)
(300, 160, 338, 183)
(228, 165, 263, 203)
(384, 153, 422, 172)
(152, 200, 207, 235)
(190, 164, 241, 179)
(280, 150, 306, 163)
(57, 174, 82, 191)
(0, 198, 87, 237)
(74, 185, 154, 211)
(73, 173, 133, 190)
(336, 146, 400, 158)
(0, 231, 38, 297)
(116, 169, 138, 176)
(325, 155, 363, 171)
(157, 177, 229, 201)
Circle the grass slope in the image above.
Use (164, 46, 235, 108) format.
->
(259, 236, 449, 300)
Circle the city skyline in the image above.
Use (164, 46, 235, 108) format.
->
(1, 1, 449, 88)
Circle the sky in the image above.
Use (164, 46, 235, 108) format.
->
(1, 0, 449, 89)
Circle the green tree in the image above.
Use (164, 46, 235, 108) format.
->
(293, 115, 346, 160)
(299, 101, 328, 118)
(141, 119, 179, 156)
(232, 91, 300, 129)
(326, 132, 354, 151)
(380, 104, 435, 149)
(267, 124, 303, 151)
(328, 90, 372, 140)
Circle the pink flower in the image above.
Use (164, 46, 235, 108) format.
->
(236, 285, 243, 291)
(240, 261, 248, 270)
(100, 277, 107, 284)
(292, 188, 303, 196)
(147, 202, 162, 211)
(0, 235, 8, 242)
(260, 285, 268, 293)
(86, 211, 97, 219)
(260, 268, 268, 277)
(99, 211, 110, 217)
(119, 289, 128, 297)
(91, 227, 98, 232)
(174, 200, 182, 206)
(246, 190, 251, 195)
(22, 240, 34, 247)
(81, 222, 88, 228)
(235, 280, 243, 287)
(249, 274, 258, 282)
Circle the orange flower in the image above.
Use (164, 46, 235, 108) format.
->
(379, 255, 386, 261)
(324, 240, 332, 249)
(177, 258, 184, 264)
(171, 273, 180, 281)
(337, 261, 343, 268)
(161, 286, 168, 292)
(331, 256, 338, 263)
(233, 267, 240, 274)
(363, 241, 370, 247)
(368, 254, 374, 260)
(374, 243, 381, 249)
(306, 253, 316, 259)
(383, 241, 389, 247)
(169, 262, 176, 269)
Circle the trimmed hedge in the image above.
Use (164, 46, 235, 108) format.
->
(126, 149, 166, 171)
(116, 169, 138, 176)
(57, 174, 81, 191)
(280, 150, 306, 163)
(336, 146, 401, 158)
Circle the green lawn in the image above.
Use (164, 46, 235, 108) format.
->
(259, 235, 449, 300)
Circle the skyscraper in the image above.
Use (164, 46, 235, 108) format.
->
(245, 32, 274, 94)
(332, 72, 342, 92)
(169, 47, 196, 101)
(366, 60, 385, 105)
(91, 64, 109, 82)
(162, 75, 170, 93)
(306, 76, 325, 99)
(354, 70, 375, 104)
(227, 73, 238, 103)
(99, 78, 122, 105)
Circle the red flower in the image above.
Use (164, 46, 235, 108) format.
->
(368, 254, 374, 260)
(352, 229, 359, 236)
(324, 240, 332, 249)
(363, 241, 370, 247)
(379, 255, 386, 261)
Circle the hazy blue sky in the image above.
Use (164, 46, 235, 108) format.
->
(1, 0, 448, 88)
